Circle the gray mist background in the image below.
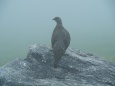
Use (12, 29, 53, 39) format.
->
(0, 0, 115, 66)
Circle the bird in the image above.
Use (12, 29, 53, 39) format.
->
(51, 17, 71, 68)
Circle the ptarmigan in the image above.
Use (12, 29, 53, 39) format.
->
(51, 17, 71, 68)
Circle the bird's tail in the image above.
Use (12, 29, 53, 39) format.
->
(53, 40, 65, 68)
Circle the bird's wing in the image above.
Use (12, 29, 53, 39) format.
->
(63, 29, 70, 50)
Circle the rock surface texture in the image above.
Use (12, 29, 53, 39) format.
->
(0, 44, 115, 86)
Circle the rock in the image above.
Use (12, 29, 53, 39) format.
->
(0, 44, 115, 86)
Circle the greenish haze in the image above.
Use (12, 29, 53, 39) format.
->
(0, 0, 115, 66)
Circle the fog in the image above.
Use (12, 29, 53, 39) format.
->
(0, 0, 115, 66)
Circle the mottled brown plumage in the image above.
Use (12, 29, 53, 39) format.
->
(51, 17, 70, 68)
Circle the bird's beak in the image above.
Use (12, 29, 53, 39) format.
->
(52, 18, 55, 20)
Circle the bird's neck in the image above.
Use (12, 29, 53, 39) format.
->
(56, 21, 62, 26)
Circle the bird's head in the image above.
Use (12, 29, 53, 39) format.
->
(53, 17, 62, 24)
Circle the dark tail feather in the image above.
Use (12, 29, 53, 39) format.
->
(53, 40, 65, 68)
(54, 54, 62, 68)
